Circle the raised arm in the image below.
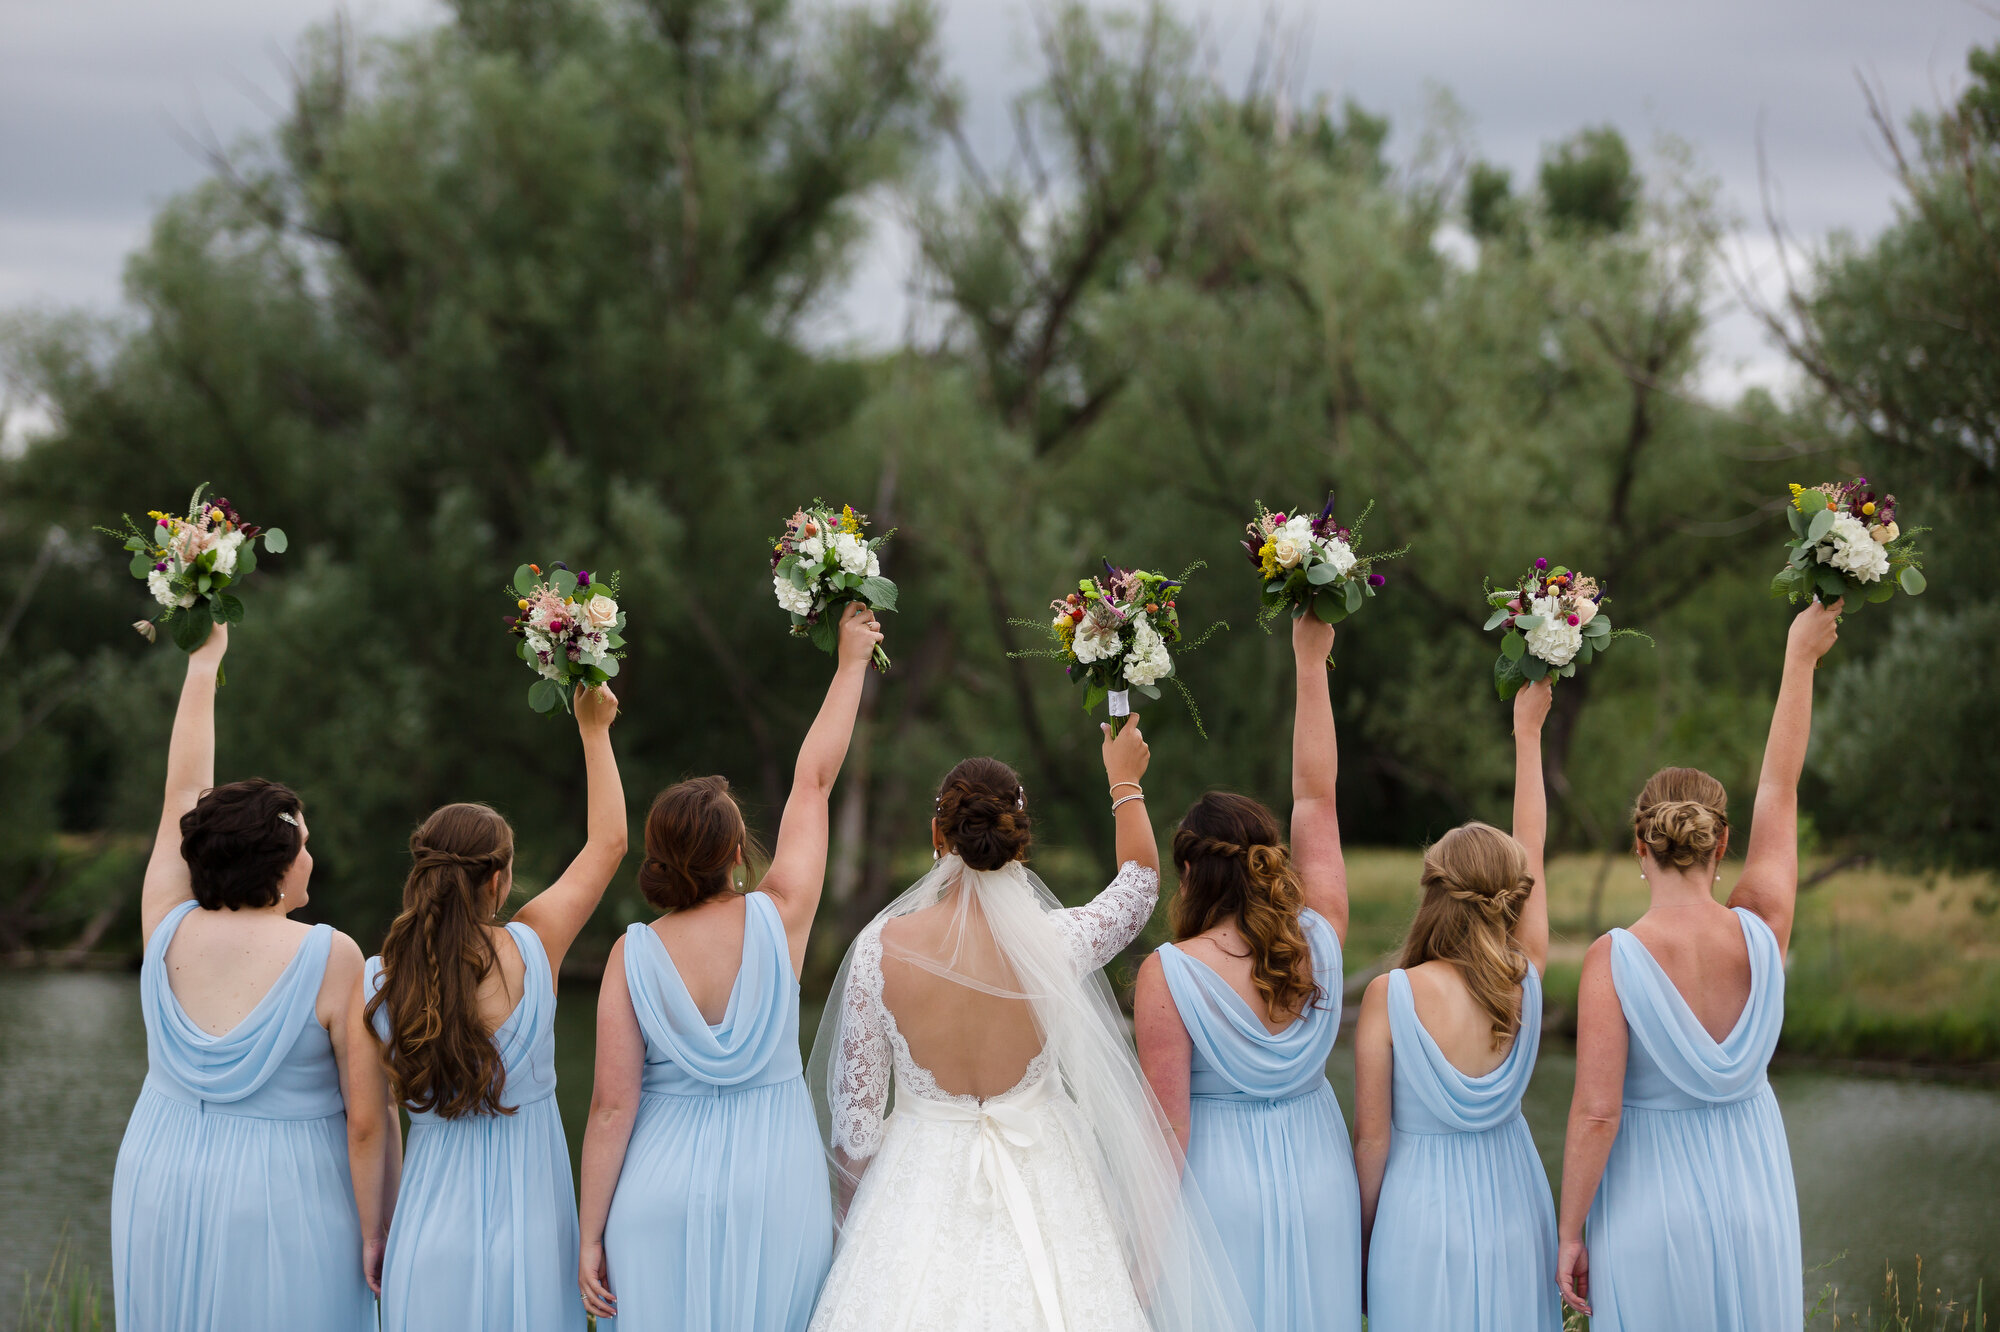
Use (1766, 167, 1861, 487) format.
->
(577, 939, 643, 1323)
(1352, 975, 1394, 1265)
(141, 623, 229, 943)
(1511, 680, 1552, 973)
(514, 684, 627, 978)
(1556, 936, 1628, 1317)
(759, 604, 883, 967)
(1727, 599, 1841, 956)
(1289, 614, 1349, 942)
(1052, 719, 1160, 968)
(1133, 953, 1193, 1154)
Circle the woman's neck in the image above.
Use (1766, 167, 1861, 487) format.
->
(1643, 863, 1719, 912)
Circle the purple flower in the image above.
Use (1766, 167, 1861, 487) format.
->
(153, 562, 167, 572)
(1534, 557, 1548, 570)
(1368, 573, 1386, 587)
(1566, 614, 1580, 626)
(577, 569, 591, 587)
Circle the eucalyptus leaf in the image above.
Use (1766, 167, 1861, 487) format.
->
(128, 553, 154, 577)
(235, 546, 257, 578)
(1867, 580, 1896, 604)
(1807, 507, 1836, 543)
(1521, 653, 1548, 682)
(1501, 630, 1526, 661)
(529, 680, 561, 713)
(551, 569, 578, 597)
(1482, 607, 1511, 631)
(1344, 579, 1364, 613)
(598, 655, 620, 677)
(513, 564, 535, 594)
(1514, 614, 1545, 631)
(262, 528, 288, 554)
(1313, 595, 1348, 625)
(1306, 561, 1339, 586)
(1899, 566, 1927, 595)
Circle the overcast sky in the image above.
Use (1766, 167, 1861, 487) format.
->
(2, 0, 1992, 402)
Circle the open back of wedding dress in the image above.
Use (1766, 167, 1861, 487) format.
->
(806, 855, 1252, 1332)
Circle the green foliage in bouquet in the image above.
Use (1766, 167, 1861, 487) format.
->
(1243, 496, 1406, 631)
(506, 563, 625, 715)
(1486, 559, 1650, 700)
(770, 501, 897, 671)
(1772, 478, 1929, 612)
(99, 483, 288, 664)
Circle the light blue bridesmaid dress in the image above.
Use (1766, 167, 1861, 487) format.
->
(1364, 964, 1561, 1331)
(366, 921, 583, 1332)
(111, 899, 374, 1332)
(1156, 908, 1361, 1332)
(602, 891, 833, 1332)
(1585, 907, 1802, 1331)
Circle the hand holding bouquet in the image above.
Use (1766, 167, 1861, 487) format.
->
(771, 502, 896, 671)
(101, 484, 287, 657)
(1486, 559, 1648, 699)
(1244, 496, 1402, 632)
(506, 563, 624, 714)
(1771, 477, 1927, 611)
(1017, 561, 1223, 736)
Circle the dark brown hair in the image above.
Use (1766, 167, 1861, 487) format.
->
(366, 803, 516, 1119)
(1172, 792, 1322, 1023)
(936, 758, 1032, 871)
(179, 778, 304, 911)
(639, 777, 763, 911)
(1632, 767, 1729, 870)
(1399, 822, 1534, 1049)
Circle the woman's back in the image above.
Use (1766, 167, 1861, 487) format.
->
(1398, 960, 1518, 1078)
(879, 895, 1047, 1099)
(624, 891, 803, 1091)
(1623, 902, 1756, 1044)
(1609, 907, 1784, 1109)
(1157, 908, 1342, 1098)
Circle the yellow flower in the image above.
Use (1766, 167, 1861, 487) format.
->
(1258, 540, 1279, 578)
(1862, 501, 1876, 516)
(1788, 483, 1803, 495)
(518, 599, 530, 610)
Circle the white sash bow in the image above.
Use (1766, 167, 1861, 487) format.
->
(898, 1074, 1066, 1332)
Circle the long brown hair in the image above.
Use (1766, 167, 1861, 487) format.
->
(638, 777, 765, 911)
(935, 758, 1033, 870)
(1171, 792, 1322, 1023)
(1398, 822, 1533, 1049)
(1632, 767, 1729, 870)
(366, 803, 516, 1119)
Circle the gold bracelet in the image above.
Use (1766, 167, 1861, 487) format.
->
(1108, 781, 1143, 796)
(1111, 793, 1147, 813)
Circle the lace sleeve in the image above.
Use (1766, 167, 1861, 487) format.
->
(1053, 861, 1160, 972)
(830, 925, 891, 1162)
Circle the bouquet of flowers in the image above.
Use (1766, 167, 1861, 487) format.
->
(505, 562, 625, 714)
(101, 484, 287, 654)
(1770, 477, 1927, 609)
(770, 502, 896, 671)
(1485, 559, 1648, 699)
(1017, 561, 1223, 736)
(1243, 496, 1402, 629)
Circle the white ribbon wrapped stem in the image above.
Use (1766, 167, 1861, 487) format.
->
(1106, 690, 1131, 717)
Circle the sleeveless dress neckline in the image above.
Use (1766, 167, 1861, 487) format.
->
(1387, 963, 1538, 1088)
(635, 891, 778, 1033)
(154, 899, 327, 1045)
(1156, 939, 1307, 1039)
(1608, 908, 1766, 1052)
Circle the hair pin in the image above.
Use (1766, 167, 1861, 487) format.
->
(1016, 786, 1027, 810)
(278, 812, 299, 827)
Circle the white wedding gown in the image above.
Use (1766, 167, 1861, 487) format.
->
(809, 859, 1240, 1332)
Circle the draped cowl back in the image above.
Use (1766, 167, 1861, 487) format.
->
(141, 898, 341, 1117)
(1156, 908, 1343, 1102)
(625, 891, 802, 1096)
(1610, 908, 1784, 1111)
(365, 920, 559, 1120)
(1386, 964, 1542, 1135)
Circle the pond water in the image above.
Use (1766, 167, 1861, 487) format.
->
(3, 972, 1994, 1323)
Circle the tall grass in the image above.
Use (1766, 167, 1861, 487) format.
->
(10, 1230, 103, 1332)
(1551, 1257, 1987, 1330)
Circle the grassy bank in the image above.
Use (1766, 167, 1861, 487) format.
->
(1329, 850, 2000, 1067)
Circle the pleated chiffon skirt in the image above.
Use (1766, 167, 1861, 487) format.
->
(1183, 1082, 1363, 1332)
(111, 1086, 374, 1332)
(602, 1078, 832, 1331)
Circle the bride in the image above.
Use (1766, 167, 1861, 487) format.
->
(807, 718, 1251, 1332)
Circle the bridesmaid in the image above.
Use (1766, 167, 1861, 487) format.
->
(577, 603, 882, 1330)
(350, 682, 626, 1331)
(1556, 598, 1843, 1329)
(1134, 612, 1361, 1332)
(111, 623, 375, 1332)
(1352, 679, 1561, 1331)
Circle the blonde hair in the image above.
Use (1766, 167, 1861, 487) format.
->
(1398, 822, 1534, 1049)
(1632, 767, 1729, 870)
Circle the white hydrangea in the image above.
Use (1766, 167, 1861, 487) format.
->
(1122, 614, 1173, 687)
(523, 629, 565, 681)
(832, 532, 870, 576)
(773, 574, 814, 617)
(1817, 512, 1890, 583)
(147, 569, 179, 608)
(1072, 614, 1122, 664)
(1524, 594, 1583, 667)
(798, 535, 826, 562)
(866, 550, 881, 578)
(211, 530, 246, 577)
(1314, 534, 1357, 578)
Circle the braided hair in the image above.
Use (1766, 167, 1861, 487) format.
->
(1172, 792, 1322, 1023)
(366, 803, 517, 1119)
(1398, 822, 1534, 1049)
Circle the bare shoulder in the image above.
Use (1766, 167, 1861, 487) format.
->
(1360, 970, 1393, 1009)
(1134, 950, 1166, 988)
(325, 928, 365, 971)
(1174, 928, 1240, 967)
